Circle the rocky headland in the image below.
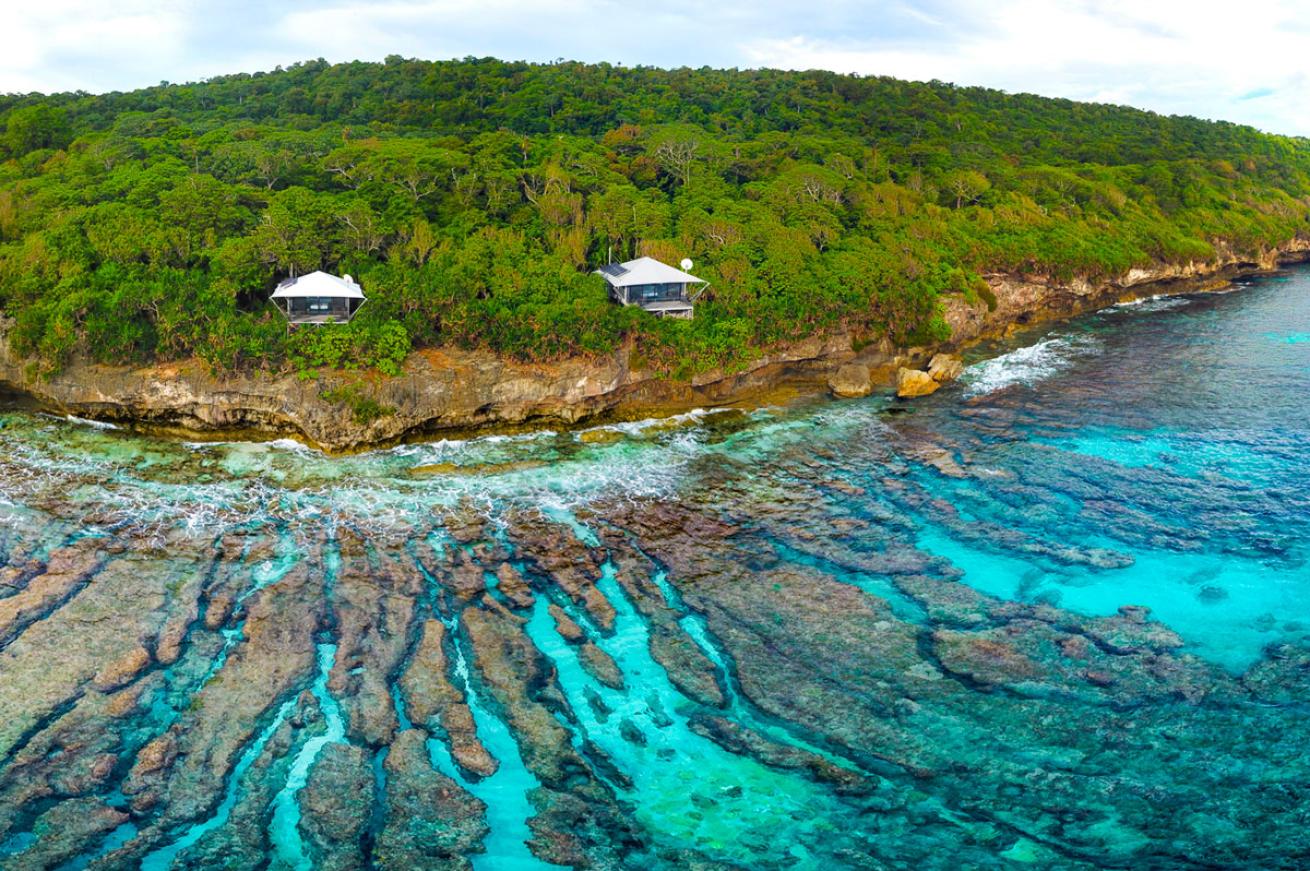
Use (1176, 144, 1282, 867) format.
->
(2, 239, 1307, 452)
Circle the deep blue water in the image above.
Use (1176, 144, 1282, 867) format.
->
(1, 265, 1308, 868)
(937, 274, 1310, 671)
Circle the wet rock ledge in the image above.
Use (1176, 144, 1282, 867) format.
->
(1, 240, 1307, 452)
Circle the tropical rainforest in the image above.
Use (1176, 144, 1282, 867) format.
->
(1, 56, 1309, 378)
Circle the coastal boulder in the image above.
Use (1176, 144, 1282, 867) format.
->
(928, 353, 964, 383)
(896, 367, 940, 398)
(828, 362, 872, 398)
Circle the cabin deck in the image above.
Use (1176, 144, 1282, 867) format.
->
(286, 314, 355, 325)
(639, 299, 695, 318)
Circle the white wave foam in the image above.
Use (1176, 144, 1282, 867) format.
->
(573, 408, 714, 440)
(39, 413, 120, 430)
(181, 436, 322, 455)
(266, 438, 318, 453)
(961, 334, 1101, 398)
(1109, 295, 1190, 314)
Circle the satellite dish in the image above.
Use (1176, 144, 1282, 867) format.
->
(680, 258, 694, 271)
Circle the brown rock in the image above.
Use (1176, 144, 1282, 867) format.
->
(326, 539, 418, 747)
(203, 591, 234, 630)
(462, 606, 592, 788)
(6, 798, 128, 869)
(1084, 669, 1117, 687)
(398, 620, 499, 779)
(927, 353, 964, 382)
(92, 646, 152, 692)
(132, 734, 177, 777)
(495, 563, 535, 609)
(447, 554, 489, 602)
(647, 624, 726, 709)
(0, 541, 104, 643)
(1058, 636, 1090, 660)
(933, 630, 1042, 685)
(444, 708, 500, 779)
(298, 743, 374, 871)
(579, 643, 625, 690)
(896, 367, 940, 398)
(549, 603, 587, 643)
(375, 729, 487, 869)
(828, 362, 872, 398)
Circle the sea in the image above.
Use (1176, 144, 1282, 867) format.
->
(0, 265, 1307, 869)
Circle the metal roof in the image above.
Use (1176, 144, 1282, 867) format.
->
(595, 257, 703, 287)
(270, 271, 366, 300)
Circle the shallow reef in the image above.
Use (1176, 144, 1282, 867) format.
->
(0, 269, 1309, 869)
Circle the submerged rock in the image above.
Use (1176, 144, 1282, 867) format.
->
(3, 797, 127, 870)
(374, 729, 487, 870)
(294, 743, 373, 871)
(932, 629, 1043, 686)
(398, 619, 499, 779)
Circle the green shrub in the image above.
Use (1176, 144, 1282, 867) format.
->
(288, 319, 410, 377)
(320, 384, 395, 425)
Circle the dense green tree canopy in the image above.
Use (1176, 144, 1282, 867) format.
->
(1, 57, 1308, 377)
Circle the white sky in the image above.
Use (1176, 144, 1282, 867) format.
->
(1, 0, 1308, 136)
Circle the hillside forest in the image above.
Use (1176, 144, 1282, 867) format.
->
(2, 56, 1309, 378)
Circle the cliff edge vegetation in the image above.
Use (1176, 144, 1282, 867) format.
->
(2, 57, 1309, 382)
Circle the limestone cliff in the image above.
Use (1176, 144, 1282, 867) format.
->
(1, 238, 1307, 451)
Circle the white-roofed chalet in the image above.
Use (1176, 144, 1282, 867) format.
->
(271, 271, 367, 325)
(595, 257, 703, 319)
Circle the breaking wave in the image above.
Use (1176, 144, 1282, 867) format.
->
(1108, 294, 1192, 313)
(960, 333, 1102, 398)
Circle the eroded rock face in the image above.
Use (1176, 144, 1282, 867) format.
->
(3, 241, 1306, 450)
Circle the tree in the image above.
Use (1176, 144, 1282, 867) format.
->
(2, 105, 70, 157)
(652, 136, 700, 189)
(943, 170, 991, 209)
(1, 58, 1308, 380)
(158, 174, 251, 264)
(336, 199, 389, 254)
(254, 186, 338, 275)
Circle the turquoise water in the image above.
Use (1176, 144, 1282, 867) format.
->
(524, 559, 862, 863)
(140, 697, 299, 870)
(2, 266, 1310, 867)
(268, 640, 346, 870)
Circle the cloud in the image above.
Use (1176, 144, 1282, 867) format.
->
(0, 1, 191, 93)
(0, 0, 1307, 136)
(740, 0, 1310, 135)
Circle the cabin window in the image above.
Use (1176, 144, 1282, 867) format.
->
(637, 283, 682, 301)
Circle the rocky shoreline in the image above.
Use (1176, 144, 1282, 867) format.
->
(2, 239, 1307, 452)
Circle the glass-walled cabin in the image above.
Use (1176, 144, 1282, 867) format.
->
(279, 296, 360, 323)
